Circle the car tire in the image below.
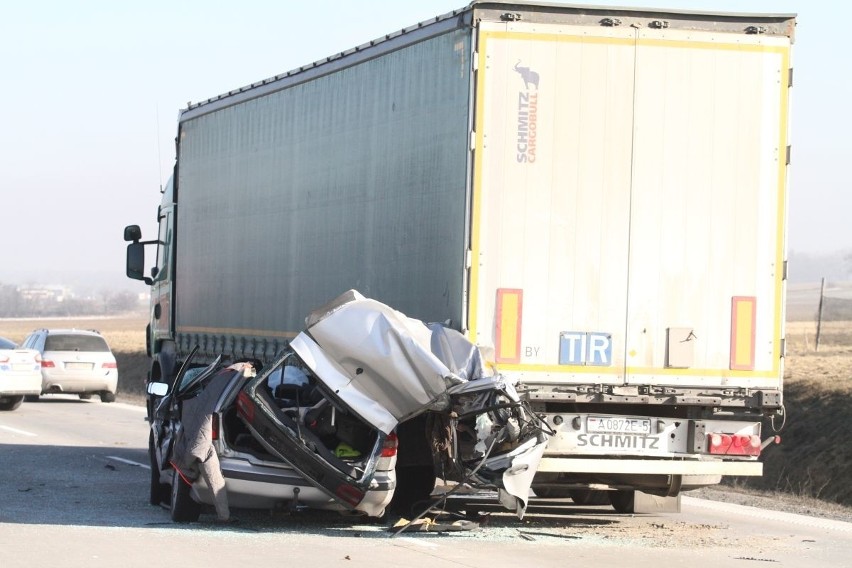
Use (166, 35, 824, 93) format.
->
(570, 489, 611, 505)
(99, 391, 116, 403)
(389, 465, 436, 516)
(148, 432, 170, 506)
(609, 490, 636, 514)
(170, 468, 201, 523)
(0, 396, 24, 411)
(79, 393, 93, 400)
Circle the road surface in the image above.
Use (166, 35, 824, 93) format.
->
(1, 396, 850, 567)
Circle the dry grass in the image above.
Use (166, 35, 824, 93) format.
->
(4, 315, 851, 506)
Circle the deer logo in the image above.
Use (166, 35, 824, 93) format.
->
(514, 60, 539, 90)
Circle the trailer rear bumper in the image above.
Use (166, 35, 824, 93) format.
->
(537, 458, 763, 477)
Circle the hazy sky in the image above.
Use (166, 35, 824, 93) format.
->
(1, 1, 848, 291)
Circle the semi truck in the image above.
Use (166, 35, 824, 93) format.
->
(125, 1, 794, 513)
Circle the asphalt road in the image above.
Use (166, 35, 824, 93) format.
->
(2, 396, 852, 568)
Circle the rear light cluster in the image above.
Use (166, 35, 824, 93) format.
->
(102, 362, 117, 369)
(0, 356, 8, 364)
(707, 433, 761, 456)
(211, 414, 220, 441)
(41, 360, 55, 368)
(381, 432, 399, 457)
(237, 392, 255, 422)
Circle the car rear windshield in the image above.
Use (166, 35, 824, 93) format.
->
(45, 334, 110, 352)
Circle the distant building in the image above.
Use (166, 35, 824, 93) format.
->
(17, 285, 70, 303)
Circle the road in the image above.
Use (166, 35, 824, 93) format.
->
(1, 397, 851, 568)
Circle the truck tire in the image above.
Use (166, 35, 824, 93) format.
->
(533, 487, 571, 498)
(149, 432, 170, 506)
(389, 465, 436, 516)
(609, 490, 635, 514)
(570, 489, 611, 505)
(170, 468, 201, 522)
(0, 396, 24, 411)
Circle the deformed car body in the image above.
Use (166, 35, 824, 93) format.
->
(0, 336, 42, 411)
(148, 291, 549, 521)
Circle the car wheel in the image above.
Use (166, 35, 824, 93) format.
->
(148, 432, 170, 506)
(79, 393, 93, 400)
(570, 489, 611, 505)
(609, 490, 636, 513)
(0, 396, 24, 411)
(170, 468, 201, 523)
(389, 465, 436, 516)
(99, 391, 116, 403)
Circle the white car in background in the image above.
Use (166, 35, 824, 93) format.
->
(22, 329, 118, 402)
(0, 336, 42, 411)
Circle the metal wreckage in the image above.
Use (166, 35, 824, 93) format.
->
(154, 290, 551, 525)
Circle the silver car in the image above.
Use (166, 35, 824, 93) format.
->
(21, 329, 118, 402)
(0, 336, 42, 411)
(147, 350, 397, 522)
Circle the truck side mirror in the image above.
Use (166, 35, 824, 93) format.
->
(126, 242, 152, 284)
(124, 225, 142, 242)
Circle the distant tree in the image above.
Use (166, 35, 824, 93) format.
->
(106, 291, 139, 314)
(0, 283, 23, 317)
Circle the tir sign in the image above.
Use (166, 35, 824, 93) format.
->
(559, 332, 612, 366)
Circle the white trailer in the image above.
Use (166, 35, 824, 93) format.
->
(126, 1, 794, 512)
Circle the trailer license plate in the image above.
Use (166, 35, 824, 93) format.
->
(587, 416, 651, 434)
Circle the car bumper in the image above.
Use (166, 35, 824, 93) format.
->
(190, 455, 395, 514)
(41, 369, 118, 393)
(0, 371, 43, 395)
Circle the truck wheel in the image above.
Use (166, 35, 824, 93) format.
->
(533, 487, 572, 498)
(570, 489, 611, 505)
(100, 391, 116, 403)
(148, 432, 170, 506)
(0, 396, 24, 411)
(609, 490, 635, 513)
(170, 468, 201, 523)
(389, 465, 436, 516)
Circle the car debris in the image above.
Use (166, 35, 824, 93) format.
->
(148, 290, 551, 524)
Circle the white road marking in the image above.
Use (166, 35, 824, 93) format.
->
(392, 537, 440, 548)
(107, 455, 150, 470)
(0, 424, 37, 437)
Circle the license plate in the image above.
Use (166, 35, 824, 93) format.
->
(587, 416, 651, 435)
(12, 364, 34, 371)
(65, 362, 94, 370)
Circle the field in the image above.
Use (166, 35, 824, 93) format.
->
(2, 315, 850, 506)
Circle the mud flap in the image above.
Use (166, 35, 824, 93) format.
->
(633, 491, 681, 513)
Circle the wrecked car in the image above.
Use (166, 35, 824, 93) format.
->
(147, 290, 550, 522)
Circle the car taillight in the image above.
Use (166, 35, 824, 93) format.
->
(41, 360, 55, 368)
(335, 483, 365, 507)
(0, 355, 8, 364)
(707, 433, 762, 456)
(211, 414, 220, 441)
(237, 392, 255, 423)
(381, 432, 399, 457)
(102, 362, 117, 369)
(35, 354, 42, 363)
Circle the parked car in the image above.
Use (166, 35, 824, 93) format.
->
(147, 291, 550, 522)
(0, 336, 42, 411)
(21, 329, 118, 402)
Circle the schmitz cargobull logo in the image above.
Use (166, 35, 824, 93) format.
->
(513, 60, 539, 164)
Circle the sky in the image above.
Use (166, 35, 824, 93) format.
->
(1, 0, 849, 292)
